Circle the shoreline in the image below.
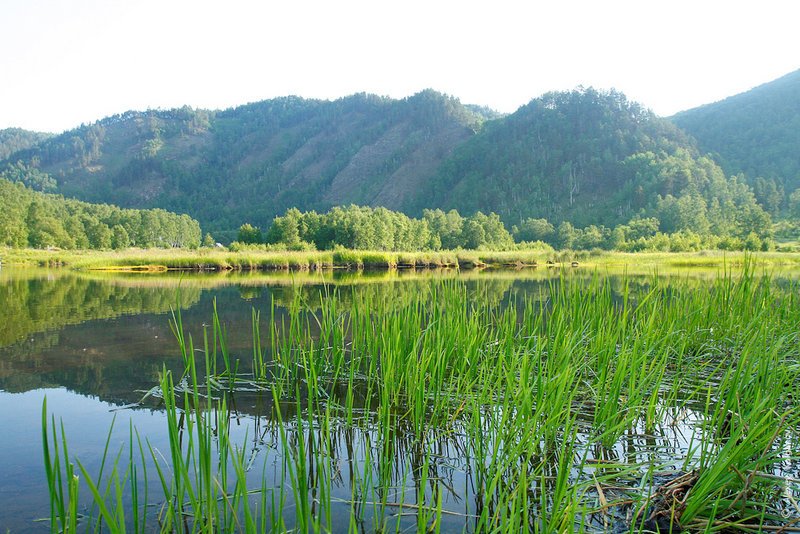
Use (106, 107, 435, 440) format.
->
(3, 247, 800, 272)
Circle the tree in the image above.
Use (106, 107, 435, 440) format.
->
(751, 177, 783, 216)
(624, 217, 660, 241)
(576, 225, 607, 249)
(608, 226, 625, 250)
(237, 223, 263, 244)
(744, 232, 762, 251)
(462, 219, 486, 249)
(513, 218, 555, 243)
(735, 205, 772, 238)
(87, 222, 113, 249)
(655, 193, 710, 235)
(790, 188, 800, 219)
(111, 225, 130, 249)
(556, 222, 578, 249)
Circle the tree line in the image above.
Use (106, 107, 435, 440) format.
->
(235, 205, 514, 251)
(0, 178, 201, 249)
(237, 202, 777, 253)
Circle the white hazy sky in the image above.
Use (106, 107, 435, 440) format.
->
(1, 0, 798, 133)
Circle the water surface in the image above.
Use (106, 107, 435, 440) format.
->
(1, 264, 796, 532)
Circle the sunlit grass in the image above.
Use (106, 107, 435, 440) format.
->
(41, 263, 800, 532)
(7, 245, 800, 272)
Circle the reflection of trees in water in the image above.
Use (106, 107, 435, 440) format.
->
(0, 270, 202, 398)
(0, 272, 202, 347)
(0, 331, 62, 391)
(0, 333, 169, 398)
(3, 266, 790, 407)
(237, 285, 264, 300)
(264, 277, 516, 311)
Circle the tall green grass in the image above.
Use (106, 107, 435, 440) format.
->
(11, 245, 800, 272)
(42, 264, 800, 532)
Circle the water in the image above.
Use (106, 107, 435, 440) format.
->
(0, 267, 517, 531)
(1, 265, 798, 532)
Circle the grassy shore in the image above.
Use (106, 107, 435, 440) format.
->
(4, 246, 800, 272)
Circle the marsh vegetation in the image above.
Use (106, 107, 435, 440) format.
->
(38, 262, 800, 533)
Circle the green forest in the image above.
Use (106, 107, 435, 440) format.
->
(1, 69, 799, 253)
(673, 69, 800, 197)
(0, 177, 201, 249)
(246, 203, 772, 253)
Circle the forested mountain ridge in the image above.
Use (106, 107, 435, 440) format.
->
(1, 91, 486, 237)
(0, 84, 786, 245)
(671, 69, 800, 213)
(0, 128, 53, 160)
(404, 88, 700, 227)
(399, 87, 772, 246)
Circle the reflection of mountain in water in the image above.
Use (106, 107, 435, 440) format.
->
(2, 266, 786, 408)
(0, 269, 523, 405)
(0, 269, 202, 399)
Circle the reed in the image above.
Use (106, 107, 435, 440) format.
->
(40, 264, 800, 532)
(10, 244, 800, 273)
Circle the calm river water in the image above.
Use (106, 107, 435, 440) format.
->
(0, 264, 794, 532)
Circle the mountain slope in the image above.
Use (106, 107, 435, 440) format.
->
(671, 69, 800, 196)
(1, 91, 483, 234)
(0, 87, 773, 241)
(0, 128, 53, 160)
(405, 88, 701, 227)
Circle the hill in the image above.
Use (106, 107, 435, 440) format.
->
(0, 128, 53, 160)
(402, 87, 769, 241)
(0, 88, 774, 243)
(1, 91, 484, 237)
(404, 88, 696, 227)
(671, 69, 800, 213)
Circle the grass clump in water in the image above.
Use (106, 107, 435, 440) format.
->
(41, 264, 800, 532)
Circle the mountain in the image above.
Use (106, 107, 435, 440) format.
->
(671, 69, 800, 211)
(404, 87, 703, 228)
(0, 87, 773, 242)
(0, 128, 53, 160)
(1, 91, 485, 237)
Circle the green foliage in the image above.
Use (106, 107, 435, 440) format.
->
(673, 69, 800, 199)
(556, 221, 578, 249)
(0, 127, 52, 160)
(236, 223, 263, 245)
(505, 206, 775, 252)
(111, 225, 130, 249)
(512, 218, 555, 243)
(265, 205, 514, 251)
(413, 87, 696, 227)
(789, 188, 800, 219)
(0, 160, 58, 192)
(0, 177, 201, 250)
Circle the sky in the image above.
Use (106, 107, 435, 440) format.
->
(1, 0, 798, 133)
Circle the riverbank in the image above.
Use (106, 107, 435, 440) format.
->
(3, 246, 800, 271)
